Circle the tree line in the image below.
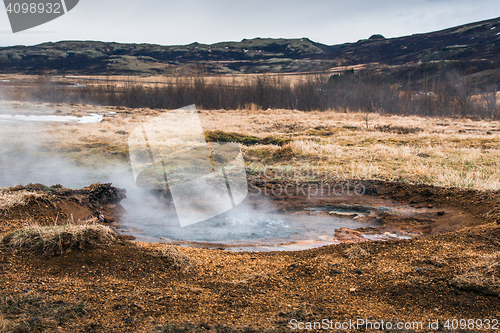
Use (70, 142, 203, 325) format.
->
(1, 70, 498, 118)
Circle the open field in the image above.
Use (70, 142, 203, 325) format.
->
(1, 100, 498, 189)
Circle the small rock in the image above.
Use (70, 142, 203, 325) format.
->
(349, 288, 356, 292)
(355, 268, 362, 275)
(427, 204, 433, 208)
(200, 323, 211, 330)
(421, 189, 434, 197)
(29, 317, 40, 323)
(290, 264, 297, 268)
(437, 211, 445, 216)
(414, 267, 429, 272)
(332, 269, 342, 274)
(104, 216, 115, 223)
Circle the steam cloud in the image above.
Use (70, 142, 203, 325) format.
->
(0, 100, 287, 246)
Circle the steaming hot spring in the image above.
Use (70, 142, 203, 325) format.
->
(0, 103, 473, 252)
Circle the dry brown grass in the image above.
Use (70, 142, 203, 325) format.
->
(151, 245, 192, 269)
(344, 244, 369, 260)
(0, 293, 89, 332)
(0, 190, 44, 210)
(0, 315, 12, 333)
(449, 250, 500, 296)
(0, 220, 116, 256)
(477, 252, 500, 272)
(423, 255, 448, 267)
(195, 109, 500, 189)
(450, 271, 498, 296)
(54, 73, 316, 88)
(2, 100, 500, 190)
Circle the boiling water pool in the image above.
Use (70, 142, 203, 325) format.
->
(117, 202, 385, 251)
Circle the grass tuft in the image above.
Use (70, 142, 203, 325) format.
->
(478, 252, 500, 272)
(152, 245, 192, 269)
(0, 294, 89, 332)
(423, 255, 447, 267)
(0, 315, 12, 333)
(450, 271, 498, 296)
(344, 244, 369, 260)
(0, 220, 116, 256)
(0, 190, 44, 210)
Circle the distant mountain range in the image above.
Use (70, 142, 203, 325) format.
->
(0, 16, 499, 79)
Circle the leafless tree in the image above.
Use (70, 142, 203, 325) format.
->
(481, 85, 498, 119)
(448, 72, 473, 117)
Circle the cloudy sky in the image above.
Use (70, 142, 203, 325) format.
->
(0, 0, 499, 47)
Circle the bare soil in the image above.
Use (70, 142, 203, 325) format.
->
(1, 180, 500, 332)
